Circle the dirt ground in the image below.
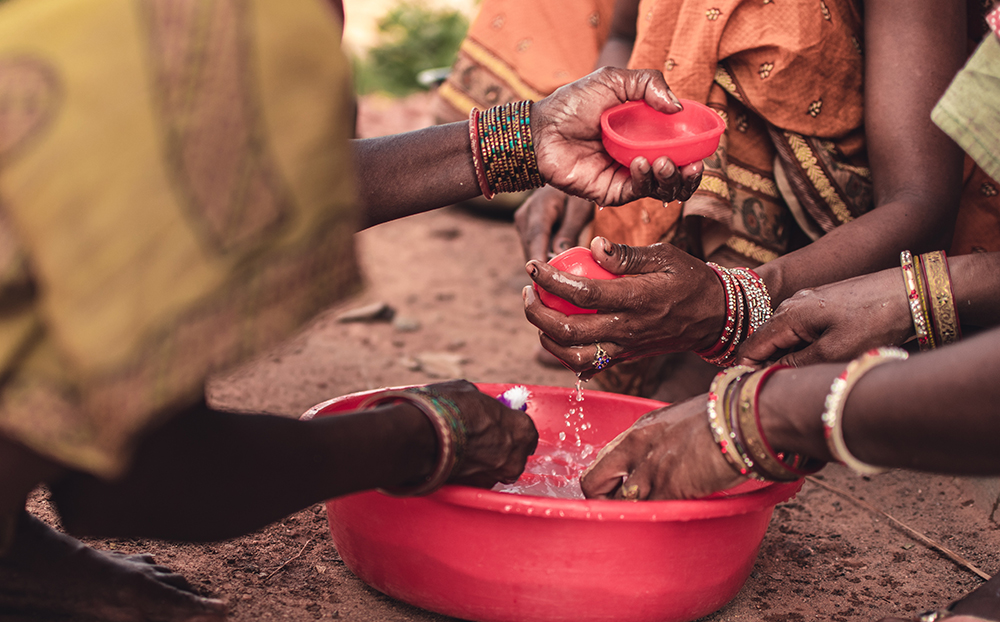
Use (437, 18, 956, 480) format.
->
(27, 93, 1000, 622)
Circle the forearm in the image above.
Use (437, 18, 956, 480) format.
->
(948, 252, 1000, 329)
(757, 198, 957, 304)
(761, 328, 1000, 475)
(352, 122, 481, 228)
(53, 401, 437, 541)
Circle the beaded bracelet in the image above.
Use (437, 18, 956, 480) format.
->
(360, 386, 467, 496)
(696, 263, 738, 359)
(900, 250, 935, 351)
(698, 264, 772, 367)
(821, 347, 908, 476)
(731, 267, 773, 335)
(470, 101, 545, 199)
(706, 366, 760, 478)
(919, 251, 961, 347)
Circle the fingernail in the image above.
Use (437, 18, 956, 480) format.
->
(598, 237, 613, 255)
(558, 241, 571, 252)
(526, 261, 538, 277)
(667, 90, 682, 109)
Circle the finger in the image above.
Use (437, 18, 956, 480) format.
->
(514, 187, 564, 263)
(609, 67, 683, 115)
(649, 156, 683, 203)
(676, 161, 704, 202)
(614, 469, 651, 501)
(580, 432, 635, 499)
(537, 332, 623, 378)
(734, 316, 813, 367)
(589, 236, 688, 277)
(551, 197, 594, 254)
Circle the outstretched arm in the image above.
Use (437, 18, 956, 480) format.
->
(737, 252, 1000, 368)
(581, 326, 1000, 501)
(353, 67, 702, 228)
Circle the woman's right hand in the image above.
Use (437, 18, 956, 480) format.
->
(523, 238, 725, 378)
(514, 186, 595, 263)
(428, 380, 539, 488)
(735, 267, 913, 368)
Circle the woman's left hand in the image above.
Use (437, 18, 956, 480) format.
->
(532, 67, 703, 206)
(580, 396, 745, 500)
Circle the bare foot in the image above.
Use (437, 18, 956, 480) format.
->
(0, 512, 227, 621)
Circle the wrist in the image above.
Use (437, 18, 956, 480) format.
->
(758, 365, 839, 462)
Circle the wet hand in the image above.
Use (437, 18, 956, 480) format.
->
(735, 268, 913, 368)
(531, 67, 703, 207)
(514, 186, 594, 263)
(580, 398, 744, 500)
(522, 238, 725, 379)
(429, 380, 539, 489)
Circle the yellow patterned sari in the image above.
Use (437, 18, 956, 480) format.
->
(0, 0, 362, 478)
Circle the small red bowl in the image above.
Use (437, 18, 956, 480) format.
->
(534, 246, 618, 315)
(305, 383, 801, 622)
(601, 99, 725, 167)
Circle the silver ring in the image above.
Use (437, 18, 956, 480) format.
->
(594, 343, 611, 370)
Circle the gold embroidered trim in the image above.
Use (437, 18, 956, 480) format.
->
(714, 66, 743, 103)
(698, 174, 732, 201)
(726, 236, 779, 264)
(728, 164, 779, 198)
(783, 131, 853, 225)
(459, 39, 546, 101)
(838, 162, 872, 181)
(437, 81, 480, 115)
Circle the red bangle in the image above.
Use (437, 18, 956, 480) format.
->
(469, 107, 494, 200)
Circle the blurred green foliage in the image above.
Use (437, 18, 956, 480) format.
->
(354, 2, 468, 97)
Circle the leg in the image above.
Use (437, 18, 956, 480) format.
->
(0, 433, 226, 622)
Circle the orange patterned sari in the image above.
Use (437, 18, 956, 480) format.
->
(593, 0, 1000, 260)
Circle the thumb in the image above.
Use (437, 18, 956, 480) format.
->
(589, 236, 681, 276)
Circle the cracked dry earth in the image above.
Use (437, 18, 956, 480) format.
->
(26, 92, 1000, 622)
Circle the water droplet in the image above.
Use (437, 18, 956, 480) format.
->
(544, 509, 552, 516)
(503, 505, 513, 512)
(558, 432, 566, 441)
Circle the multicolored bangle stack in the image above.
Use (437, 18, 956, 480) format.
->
(706, 365, 820, 482)
(360, 386, 467, 497)
(899, 250, 962, 351)
(469, 101, 545, 200)
(696, 263, 773, 367)
(822, 347, 909, 475)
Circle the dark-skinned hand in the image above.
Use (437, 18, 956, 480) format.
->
(514, 186, 595, 263)
(430, 380, 539, 489)
(579, 397, 744, 500)
(530, 67, 703, 208)
(522, 238, 725, 379)
(735, 267, 914, 369)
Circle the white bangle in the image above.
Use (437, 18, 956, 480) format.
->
(821, 347, 908, 475)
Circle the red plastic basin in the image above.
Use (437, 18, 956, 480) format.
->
(535, 246, 619, 315)
(303, 383, 800, 622)
(601, 100, 726, 167)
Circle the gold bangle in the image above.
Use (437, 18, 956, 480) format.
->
(737, 366, 801, 481)
(900, 251, 934, 350)
(706, 366, 758, 478)
(919, 251, 961, 346)
(821, 347, 908, 475)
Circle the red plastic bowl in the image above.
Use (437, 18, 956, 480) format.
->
(304, 383, 801, 622)
(601, 100, 726, 167)
(534, 246, 618, 315)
